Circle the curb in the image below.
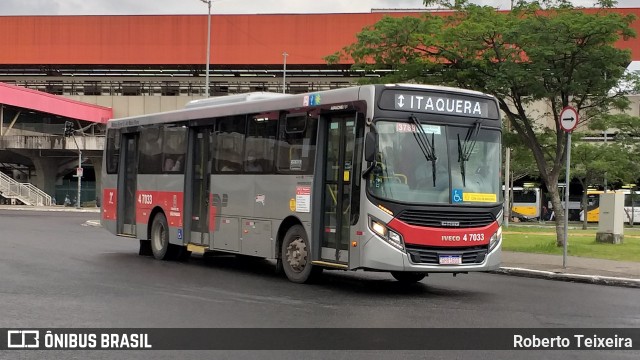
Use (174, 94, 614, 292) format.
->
(0, 206, 100, 213)
(83, 220, 102, 227)
(492, 267, 640, 289)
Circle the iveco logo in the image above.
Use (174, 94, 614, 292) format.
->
(441, 221, 460, 227)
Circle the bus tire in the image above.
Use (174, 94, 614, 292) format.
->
(281, 225, 321, 283)
(150, 213, 171, 260)
(391, 272, 426, 283)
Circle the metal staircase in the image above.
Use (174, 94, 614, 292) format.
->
(0, 171, 52, 206)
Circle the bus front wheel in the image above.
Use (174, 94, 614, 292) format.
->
(281, 225, 321, 283)
(150, 213, 170, 260)
(391, 272, 426, 283)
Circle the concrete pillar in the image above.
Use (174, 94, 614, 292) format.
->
(32, 157, 60, 198)
(91, 157, 103, 203)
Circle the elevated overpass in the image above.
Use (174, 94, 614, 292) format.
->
(0, 82, 112, 205)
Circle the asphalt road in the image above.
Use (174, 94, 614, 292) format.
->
(1, 210, 638, 359)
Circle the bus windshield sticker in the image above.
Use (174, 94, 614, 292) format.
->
(295, 186, 311, 213)
(290, 159, 302, 170)
(395, 123, 441, 134)
(452, 189, 463, 203)
(463, 192, 497, 203)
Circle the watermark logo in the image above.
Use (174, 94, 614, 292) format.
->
(7, 330, 39, 348)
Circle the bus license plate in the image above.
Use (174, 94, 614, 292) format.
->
(439, 255, 462, 265)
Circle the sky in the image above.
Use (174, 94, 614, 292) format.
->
(0, 0, 638, 15)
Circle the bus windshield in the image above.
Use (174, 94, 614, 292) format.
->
(369, 120, 501, 205)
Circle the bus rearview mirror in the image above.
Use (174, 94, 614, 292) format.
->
(364, 132, 376, 162)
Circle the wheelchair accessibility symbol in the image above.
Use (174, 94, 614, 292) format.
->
(452, 189, 463, 203)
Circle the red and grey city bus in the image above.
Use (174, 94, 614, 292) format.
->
(101, 84, 503, 283)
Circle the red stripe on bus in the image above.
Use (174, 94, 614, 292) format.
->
(388, 218, 498, 247)
(102, 188, 117, 220)
(209, 193, 217, 232)
(134, 190, 184, 228)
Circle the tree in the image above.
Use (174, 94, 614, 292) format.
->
(326, 0, 636, 246)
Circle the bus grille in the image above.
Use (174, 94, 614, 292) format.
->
(405, 245, 488, 265)
(396, 209, 495, 228)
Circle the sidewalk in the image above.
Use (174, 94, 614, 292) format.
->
(496, 251, 640, 288)
(0, 205, 100, 212)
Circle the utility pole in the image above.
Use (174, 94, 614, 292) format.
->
(64, 121, 82, 208)
(200, 0, 212, 97)
(282, 51, 288, 94)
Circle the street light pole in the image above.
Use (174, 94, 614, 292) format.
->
(282, 51, 288, 94)
(201, 0, 212, 97)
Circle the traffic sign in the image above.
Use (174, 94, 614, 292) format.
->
(559, 106, 578, 133)
(76, 167, 83, 177)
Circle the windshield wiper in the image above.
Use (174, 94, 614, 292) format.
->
(409, 115, 437, 186)
(457, 119, 483, 186)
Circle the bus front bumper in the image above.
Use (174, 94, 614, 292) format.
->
(359, 235, 501, 273)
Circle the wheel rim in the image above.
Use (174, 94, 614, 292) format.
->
(153, 220, 166, 251)
(286, 236, 307, 273)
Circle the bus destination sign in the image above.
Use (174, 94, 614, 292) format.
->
(380, 91, 494, 118)
(394, 93, 487, 117)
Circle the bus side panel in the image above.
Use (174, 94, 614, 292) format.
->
(101, 154, 119, 234)
(101, 187, 118, 235)
(135, 175, 185, 244)
(135, 175, 157, 241)
(210, 174, 313, 258)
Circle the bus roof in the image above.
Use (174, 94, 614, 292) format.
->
(106, 84, 499, 129)
(184, 92, 291, 109)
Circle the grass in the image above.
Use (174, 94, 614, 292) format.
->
(502, 225, 640, 262)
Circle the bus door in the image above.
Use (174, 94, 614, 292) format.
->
(185, 127, 212, 245)
(118, 133, 138, 236)
(320, 113, 362, 264)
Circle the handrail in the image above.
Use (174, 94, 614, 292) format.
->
(0, 171, 52, 206)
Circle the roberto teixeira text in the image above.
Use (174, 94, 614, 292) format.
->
(513, 334, 633, 349)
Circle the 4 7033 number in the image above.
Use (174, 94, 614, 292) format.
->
(464, 233, 484, 241)
(138, 194, 153, 205)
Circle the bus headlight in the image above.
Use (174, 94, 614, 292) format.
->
(369, 217, 404, 251)
(489, 226, 502, 251)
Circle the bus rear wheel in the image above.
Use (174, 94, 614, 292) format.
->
(150, 213, 171, 260)
(281, 225, 321, 283)
(391, 272, 426, 283)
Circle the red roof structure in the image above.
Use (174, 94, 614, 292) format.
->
(0, 82, 112, 123)
(0, 9, 637, 66)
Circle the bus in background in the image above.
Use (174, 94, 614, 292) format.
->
(584, 188, 640, 224)
(545, 183, 581, 221)
(585, 188, 604, 223)
(509, 186, 542, 221)
(101, 84, 503, 284)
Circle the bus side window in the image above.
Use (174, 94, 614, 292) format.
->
(162, 126, 187, 173)
(245, 115, 277, 173)
(276, 114, 318, 174)
(106, 129, 121, 174)
(214, 115, 246, 173)
(138, 127, 163, 174)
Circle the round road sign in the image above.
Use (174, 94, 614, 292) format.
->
(559, 106, 578, 133)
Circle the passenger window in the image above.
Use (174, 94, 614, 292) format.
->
(213, 116, 246, 173)
(106, 129, 121, 174)
(162, 126, 187, 173)
(276, 113, 318, 174)
(245, 113, 278, 173)
(138, 127, 163, 174)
